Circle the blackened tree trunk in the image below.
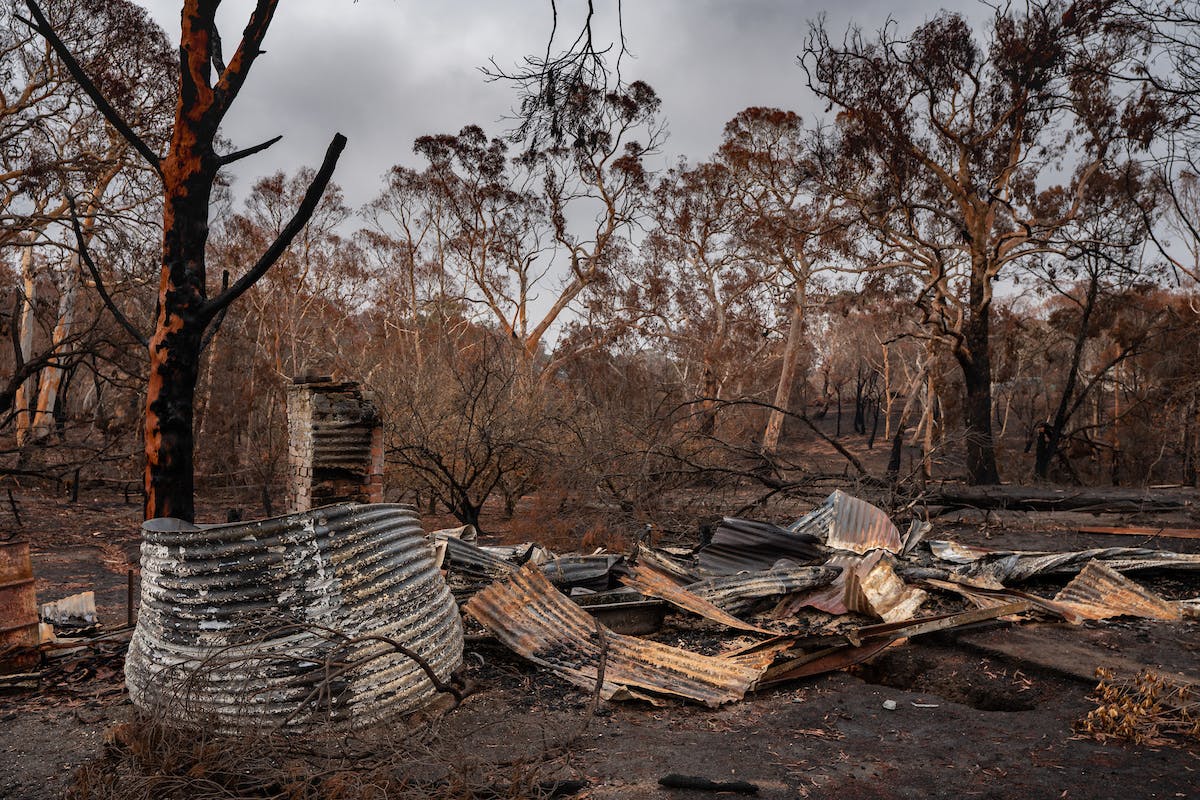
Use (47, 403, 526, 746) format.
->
(958, 275, 1000, 485)
(26, 0, 346, 522)
(1034, 276, 1099, 480)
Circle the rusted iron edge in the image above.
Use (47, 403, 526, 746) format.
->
(1077, 526, 1200, 540)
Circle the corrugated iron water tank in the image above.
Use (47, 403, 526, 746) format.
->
(125, 503, 463, 731)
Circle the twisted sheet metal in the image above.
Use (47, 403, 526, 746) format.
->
(698, 518, 824, 575)
(621, 562, 778, 635)
(949, 547, 1200, 588)
(684, 566, 841, 615)
(1053, 561, 1182, 621)
(541, 554, 624, 591)
(126, 503, 463, 731)
(772, 552, 882, 617)
(843, 557, 927, 622)
(790, 490, 901, 555)
(435, 532, 516, 578)
(465, 564, 762, 706)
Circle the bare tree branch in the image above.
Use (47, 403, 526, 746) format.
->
(219, 135, 282, 166)
(67, 198, 149, 348)
(19, 0, 163, 178)
(202, 133, 347, 318)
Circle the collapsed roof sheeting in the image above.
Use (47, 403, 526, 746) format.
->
(945, 547, 1200, 588)
(684, 566, 841, 616)
(1053, 561, 1183, 621)
(620, 562, 778, 635)
(790, 490, 902, 555)
(436, 532, 515, 578)
(465, 564, 763, 707)
(697, 518, 823, 575)
(844, 557, 928, 622)
(127, 504, 463, 732)
(541, 555, 624, 591)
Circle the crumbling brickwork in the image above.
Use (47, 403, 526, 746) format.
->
(286, 378, 383, 513)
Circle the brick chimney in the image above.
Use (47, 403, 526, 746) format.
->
(286, 376, 384, 513)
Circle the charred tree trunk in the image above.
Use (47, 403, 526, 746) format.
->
(957, 277, 1000, 485)
(1035, 275, 1099, 480)
(25, 0, 346, 523)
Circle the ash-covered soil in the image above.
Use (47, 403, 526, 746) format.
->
(3, 488, 1199, 799)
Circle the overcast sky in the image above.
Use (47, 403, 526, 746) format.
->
(133, 1, 962, 209)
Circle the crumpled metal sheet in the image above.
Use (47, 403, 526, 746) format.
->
(1053, 561, 1182, 621)
(126, 504, 463, 731)
(948, 546, 1200, 588)
(790, 490, 902, 555)
(436, 531, 516, 578)
(621, 562, 779, 635)
(772, 552, 882, 617)
(844, 557, 927, 622)
(635, 545, 700, 584)
(924, 578, 1085, 624)
(683, 566, 841, 616)
(927, 540, 997, 563)
(541, 554, 624, 591)
(465, 564, 763, 707)
(697, 518, 823, 575)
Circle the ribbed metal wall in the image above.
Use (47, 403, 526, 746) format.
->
(126, 503, 463, 731)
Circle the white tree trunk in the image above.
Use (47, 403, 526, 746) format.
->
(761, 284, 805, 455)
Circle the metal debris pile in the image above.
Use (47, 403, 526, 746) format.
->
(447, 490, 1200, 707)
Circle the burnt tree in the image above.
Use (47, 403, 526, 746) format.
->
(23, 0, 346, 521)
(804, 2, 1155, 485)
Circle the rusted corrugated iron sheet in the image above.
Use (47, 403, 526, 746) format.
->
(541, 554, 624, 591)
(772, 552, 882, 617)
(1053, 561, 1182, 621)
(924, 578, 1085, 624)
(684, 566, 841, 615)
(621, 562, 778, 635)
(697, 518, 823, 575)
(465, 564, 763, 707)
(0, 540, 39, 673)
(791, 490, 902, 555)
(435, 531, 515, 578)
(635, 545, 700, 584)
(760, 601, 1033, 686)
(928, 540, 998, 563)
(950, 546, 1200, 588)
(126, 504, 463, 731)
(844, 557, 927, 622)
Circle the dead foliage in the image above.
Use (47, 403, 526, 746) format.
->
(1076, 668, 1200, 747)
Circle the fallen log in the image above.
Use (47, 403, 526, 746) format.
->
(923, 486, 1194, 515)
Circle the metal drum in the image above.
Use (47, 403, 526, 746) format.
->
(125, 503, 463, 731)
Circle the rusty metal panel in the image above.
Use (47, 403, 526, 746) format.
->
(698, 518, 824, 575)
(1053, 561, 1182, 621)
(951, 546, 1200, 587)
(791, 490, 901, 555)
(125, 504, 463, 731)
(843, 556, 927, 622)
(683, 566, 841, 615)
(465, 564, 762, 707)
(0, 540, 39, 673)
(621, 562, 778, 635)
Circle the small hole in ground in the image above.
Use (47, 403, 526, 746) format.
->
(849, 647, 1039, 713)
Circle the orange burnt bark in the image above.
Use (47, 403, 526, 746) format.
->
(23, 0, 344, 523)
